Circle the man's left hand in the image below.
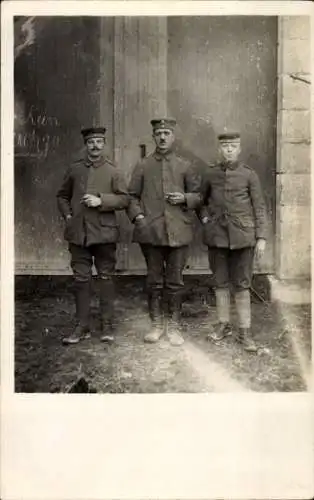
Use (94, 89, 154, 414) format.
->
(82, 194, 101, 208)
(255, 238, 266, 262)
(166, 192, 186, 205)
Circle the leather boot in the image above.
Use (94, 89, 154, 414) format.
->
(62, 324, 91, 345)
(167, 292, 184, 346)
(144, 290, 164, 343)
(99, 277, 115, 343)
(236, 328, 258, 353)
(62, 280, 91, 345)
(208, 322, 233, 342)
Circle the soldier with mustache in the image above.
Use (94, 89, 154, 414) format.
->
(128, 118, 202, 346)
(57, 127, 129, 345)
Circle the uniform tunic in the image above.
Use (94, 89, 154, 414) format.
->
(128, 150, 202, 247)
(200, 161, 268, 249)
(57, 155, 129, 247)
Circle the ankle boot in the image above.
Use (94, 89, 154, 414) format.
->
(62, 324, 91, 345)
(144, 290, 164, 343)
(237, 328, 258, 353)
(62, 280, 92, 345)
(99, 277, 115, 343)
(167, 292, 184, 346)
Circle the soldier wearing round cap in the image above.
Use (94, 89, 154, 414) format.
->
(57, 127, 128, 345)
(128, 117, 202, 346)
(199, 132, 268, 352)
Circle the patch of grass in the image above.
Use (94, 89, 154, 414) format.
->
(15, 278, 311, 393)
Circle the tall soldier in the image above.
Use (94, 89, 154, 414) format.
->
(199, 132, 268, 352)
(128, 118, 201, 346)
(57, 127, 129, 345)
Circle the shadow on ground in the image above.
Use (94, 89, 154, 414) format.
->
(14, 276, 311, 393)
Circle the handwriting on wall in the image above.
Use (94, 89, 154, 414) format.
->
(15, 103, 61, 159)
(15, 131, 61, 158)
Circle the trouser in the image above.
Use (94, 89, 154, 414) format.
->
(69, 243, 116, 328)
(140, 244, 189, 325)
(208, 247, 254, 328)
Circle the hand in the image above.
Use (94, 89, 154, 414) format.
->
(166, 192, 186, 205)
(255, 238, 266, 262)
(65, 214, 72, 222)
(201, 216, 209, 225)
(81, 194, 101, 208)
(134, 214, 146, 226)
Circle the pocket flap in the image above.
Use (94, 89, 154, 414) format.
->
(99, 216, 118, 227)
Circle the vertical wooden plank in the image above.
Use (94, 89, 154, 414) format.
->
(99, 17, 114, 155)
(168, 16, 277, 273)
(113, 16, 134, 270)
(113, 17, 168, 272)
(113, 17, 125, 166)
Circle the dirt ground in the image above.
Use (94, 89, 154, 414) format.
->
(15, 276, 311, 393)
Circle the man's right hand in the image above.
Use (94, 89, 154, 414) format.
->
(134, 214, 146, 226)
(65, 214, 72, 222)
(201, 216, 209, 225)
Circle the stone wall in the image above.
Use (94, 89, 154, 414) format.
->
(276, 16, 311, 279)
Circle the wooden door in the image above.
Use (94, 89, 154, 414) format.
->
(14, 16, 168, 275)
(14, 17, 114, 274)
(167, 16, 277, 273)
(111, 17, 168, 273)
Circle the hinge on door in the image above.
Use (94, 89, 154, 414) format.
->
(139, 144, 146, 159)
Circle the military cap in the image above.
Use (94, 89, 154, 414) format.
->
(218, 131, 241, 142)
(150, 117, 177, 131)
(81, 127, 106, 141)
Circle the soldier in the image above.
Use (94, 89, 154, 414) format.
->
(199, 132, 268, 352)
(128, 118, 201, 346)
(56, 127, 129, 345)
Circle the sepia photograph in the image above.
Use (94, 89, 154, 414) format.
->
(13, 13, 311, 394)
(2, 3, 313, 499)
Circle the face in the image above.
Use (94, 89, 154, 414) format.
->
(86, 137, 105, 158)
(153, 128, 175, 151)
(219, 140, 241, 163)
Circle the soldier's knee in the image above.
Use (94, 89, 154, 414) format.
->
(214, 277, 230, 289)
(234, 280, 251, 291)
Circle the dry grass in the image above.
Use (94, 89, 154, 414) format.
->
(15, 277, 311, 393)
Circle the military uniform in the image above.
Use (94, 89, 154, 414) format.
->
(200, 132, 268, 351)
(128, 118, 201, 345)
(57, 127, 128, 343)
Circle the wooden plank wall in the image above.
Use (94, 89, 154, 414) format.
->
(15, 16, 277, 275)
(112, 17, 168, 271)
(167, 16, 278, 273)
(15, 17, 104, 274)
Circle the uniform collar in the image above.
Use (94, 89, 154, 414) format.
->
(220, 160, 240, 171)
(85, 154, 105, 168)
(153, 148, 175, 161)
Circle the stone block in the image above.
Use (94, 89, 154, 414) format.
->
(276, 173, 311, 206)
(279, 109, 311, 142)
(276, 205, 311, 279)
(281, 16, 311, 40)
(277, 142, 311, 174)
(278, 74, 311, 110)
(280, 38, 311, 74)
